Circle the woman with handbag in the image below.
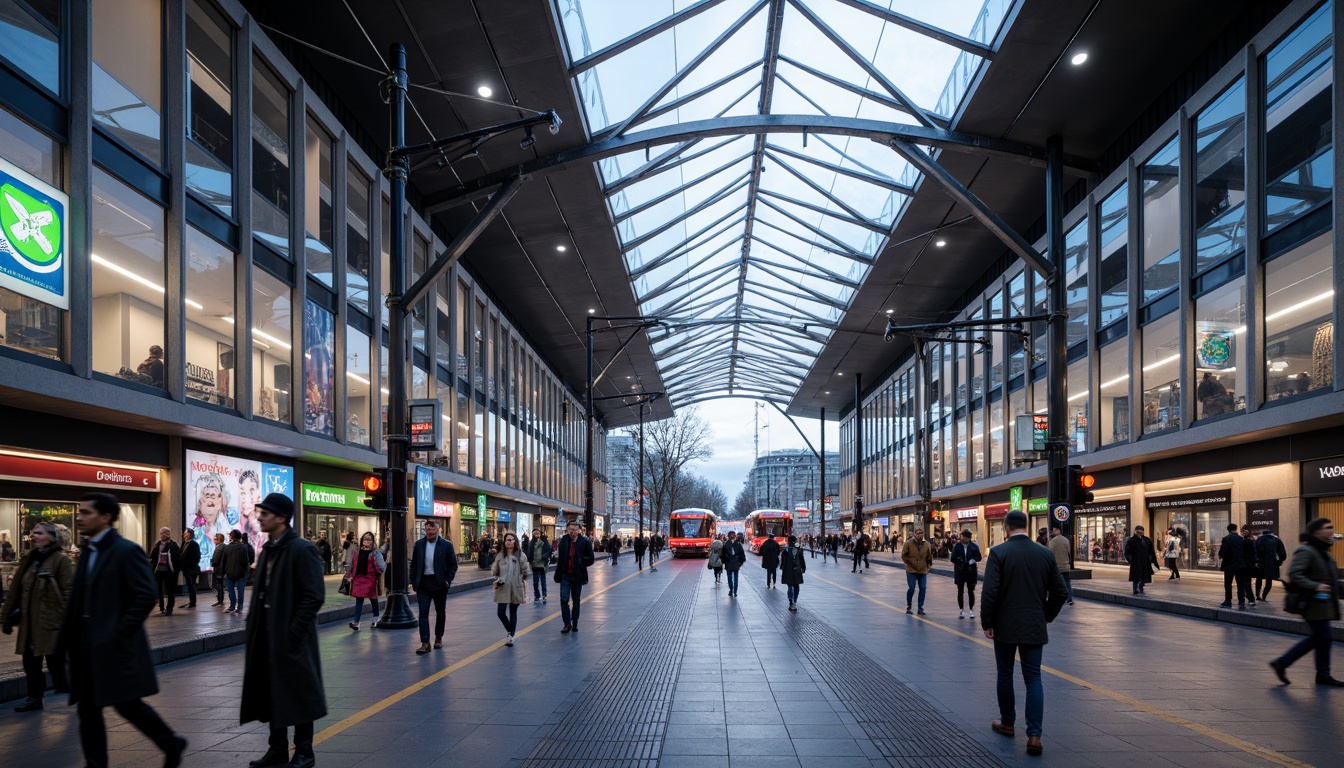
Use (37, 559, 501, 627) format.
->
(1269, 518, 1344, 686)
(346, 532, 385, 631)
(492, 532, 530, 646)
(1, 522, 73, 712)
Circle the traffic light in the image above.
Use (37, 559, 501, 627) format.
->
(1068, 465, 1096, 506)
(363, 471, 388, 509)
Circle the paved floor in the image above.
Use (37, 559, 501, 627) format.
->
(0, 553, 1337, 767)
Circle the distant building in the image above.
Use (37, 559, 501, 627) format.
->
(605, 434, 639, 528)
(748, 449, 839, 513)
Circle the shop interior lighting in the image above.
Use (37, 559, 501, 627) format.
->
(251, 327, 292, 350)
(346, 372, 370, 385)
(93, 254, 207, 309)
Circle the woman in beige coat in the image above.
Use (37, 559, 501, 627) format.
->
(492, 532, 530, 646)
(1, 522, 73, 712)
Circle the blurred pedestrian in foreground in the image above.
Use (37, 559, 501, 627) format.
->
(1269, 518, 1344, 687)
(2, 521, 72, 712)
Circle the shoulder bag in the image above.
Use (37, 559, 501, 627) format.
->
(338, 572, 352, 596)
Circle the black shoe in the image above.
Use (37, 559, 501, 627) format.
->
(212, 601, 223, 606)
(906, 605, 913, 614)
(561, 624, 572, 634)
(164, 734, 188, 768)
(1270, 660, 1290, 685)
(248, 750, 289, 768)
(13, 699, 42, 712)
(287, 754, 315, 768)
(571, 623, 578, 632)
(917, 608, 926, 615)
(1316, 676, 1344, 687)
(1219, 602, 1232, 608)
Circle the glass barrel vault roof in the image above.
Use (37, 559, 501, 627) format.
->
(554, 0, 1016, 407)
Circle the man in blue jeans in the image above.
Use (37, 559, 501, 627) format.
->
(721, 531, 746, 596)
(221, 530, 250, 613)
(901, 528, 933, 614)
(410, 521, 457, 655)
(554, 520, 594, 633)
(980, 510, 1069, 757)
(528, 531, 552, 602)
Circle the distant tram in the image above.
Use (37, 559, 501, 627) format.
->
(744, 509, 793, 554)
(668, 508, 718, 557)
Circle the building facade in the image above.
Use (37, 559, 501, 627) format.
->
(749, 448, 839, 520)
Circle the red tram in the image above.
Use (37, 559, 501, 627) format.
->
(744, 509, 792, 554)
(668, 508, 718, 557)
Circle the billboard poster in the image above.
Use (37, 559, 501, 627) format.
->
(185, 449, 294, 569)
(303, 301, 335, 436)
(0, 155, 68, 309)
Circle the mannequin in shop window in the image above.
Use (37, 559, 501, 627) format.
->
(136, 345, 165, 388)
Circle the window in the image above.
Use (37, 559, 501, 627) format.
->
(411, 235, 428, 352)
(0, 106, 63, 360)
(435, 279, 451, 370)
(91, 167, 166, 386)
(251, 268, 292, 423)
(345, 161, 371, 314)
(988, 289, 1003, 390)
(456, 281, 469, 382)
(1065, 220, 1088, 346)
(1193, 77, 1246, 272)
(252, 60, 290, 256)
(1141, 137, 1180, 301)
(1098, 339, 1129, 446)
(1141, 312, 1179, 434)
(1031, 267, 1047, 363)
(185, 0, 233, 215)
(346, 327, 370, 445)
(1194, 279, 1245, 419)
(1265, 232, 1333, 399)
(1067, 357, 1088, 452)
(987, 398, 1003, 476)
(1007, 272, 1026, 379)
(1097, 184, 1129, 329)
(0, 0, 60, 94)
(1264, 2, 1333, 232)
(303, 300, 334, 435)
(304, 120, 334, 286)
(474, 301, 486, 393)
(93, 0, 161, 163)
(184, 227, 234, 408)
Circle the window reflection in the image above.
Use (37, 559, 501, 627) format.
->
(1065, 220, 1088, 346)
(346, 327, 370, 445)
(186, 0, 233, 215)
(1193, 78, 1246, 272)
(0, 0, 60, 94)
(345, 161, 371, 314)
(93, 0, 161, 163)
(92, 168, 166, 387)
(1264, 3, 1333, 232)
(0, 106, 63, 360)
(252, 61, 290, 256)
(1265, 232, 1333, 399)
(1141, 312, 1179, 433)
(1141, 138, 1180, 301)
(184, 227, 234, 408)
(1194, 279, 1245, 419)
(1097, 184, 1129, 329)
(1098, 339, 1129, 446)
(304, 121, 335, 285)
(252, 268, 291, 423)
(303, 301, 334, 435)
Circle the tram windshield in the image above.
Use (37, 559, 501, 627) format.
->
(671, 517, 710, 539)
(757, 518, 790, 538)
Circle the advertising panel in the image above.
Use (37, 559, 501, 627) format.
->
(185, 449, 294, 569)
(414, 465, 433, 517)
(1246, 500, 1279, 534)
(0, 155, 68, 308)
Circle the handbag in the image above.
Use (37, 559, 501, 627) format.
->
(338, 574, 352, 596)
(1282, 583, 1308, 616)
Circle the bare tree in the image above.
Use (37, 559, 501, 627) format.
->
(679, 473, 728, 514)
(640, 406, 714, 532)
(731, 482, 754, 518)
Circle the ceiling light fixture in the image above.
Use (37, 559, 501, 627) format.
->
(1071, 52, 1088, 66)
(252, 328, 292, 350)
(477, 85, 492, 98)
(885, 309, 894, 314)
(588, 308, 596, 314)
(556, 245, 567, 252)
(934, 239, 946, 247)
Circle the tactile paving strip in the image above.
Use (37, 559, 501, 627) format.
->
(756, 583, 1009, 767)
(519, 566, 700, 768)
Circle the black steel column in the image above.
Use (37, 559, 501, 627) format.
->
(853, 373, 863, 532)
(378, 44, 415, 629)
(1045, 135, 1068, 525)
(584, 318, 595, 534)
(818, 407, 825, 544)
(917, 343, 932, 518)
(638, 400, 646, 538)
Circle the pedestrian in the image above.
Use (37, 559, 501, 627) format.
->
(1255, 528, 1287, 600)
(529, 530, 552, 602)
(633, 534, 647, 570)
(210, 532, 226, 606)
(722, 531, 746, 596)
(477, 532, 492, 569)
(1162, 528, 1182, 580)
(1241, 526, 1260, 608)
(781, 534, 806, 611)
(901, 528, 934, 615)
(240, 492, 326, 768)
(148, 526, 181, 616)
(222, 529, 251, 613)
(851, 532, 870, 573)
(316, 534, 331, 575)
(1269, 518, 1344, 687)
(339, 531, 355, 571)
(63, 492, 187, 768)
(951, 529, 982, 619)
(609, 532, 621, 565)
(346, 532, 385, 631)
(1036, 528, 1049, 547)
(1123, 525, 1159, 596)
(981, 510, 1069, 757)
(760, 534, 781, 589)
(709, 534, 725, 584)
(649, 532, 662, 572)
(410, 520, 458, 655)
(554, 519, 594, 634)
(2, 521, 72, 712)
(1218, 523, 1248, 609)
(178, 529, 200, 609)
(492, 532, 530, 646)
(1044, 526, 1074, 605)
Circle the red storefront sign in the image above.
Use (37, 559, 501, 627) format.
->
(983, 503, 1011, 519)
(0, 452, 161, 492)
(432, 500, 453, 518)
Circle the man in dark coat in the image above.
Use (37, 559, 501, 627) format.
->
(780, 534, 806, 610)
(410, 519, 458, 654)
(148, 526, 181, 615)
(722, 531, 746, 596)
(1218, 523, 1247, 608)
(64, 492, 186, 768)
(1255, 528, 1287, 600)
(179, 529, 201, 608)
(1123, 526, 1159, 595)
(760, 535, 781, 589)
(1240, 526, 1260, 607)
(633, 534, 648, 570)
(316, 535, 332, 575)
(477, 533, 492, 569)
(608, 532, 621, 565)
(241, 493, 327, 768)
(554, 520, 595, 633)
(951, 529, 983, 619)
(981, 510, 1068, 758)
(222, 529, 252, 613)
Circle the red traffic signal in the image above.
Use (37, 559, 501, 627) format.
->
(363, 472, 388, 509)
(1069, 465, 1096, 505)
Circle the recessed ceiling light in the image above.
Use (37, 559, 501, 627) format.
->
(556, 245, 567, 252)
(477, 85, 493, 98)
(885, 309, 894, 315)
(1070, 52, 1088, 66)
(588, 308, 596, 314)
(934, 239, 946, 247)
(836, 372, 843, 376)
(824, 391, 830, 395)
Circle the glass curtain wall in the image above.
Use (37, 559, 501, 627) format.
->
(0, 0, 60, 94)
(185, 0, 233, 215)
(1264, 232, 1333, 398)
(91, 168, 166, 386)
(1097, 184, 1129, 329)
(184, 226, 234, 407)
(1141, 312, 1179, 433)
(252, 60, 290, 256)
(346, 327, 370, 445)
(251, 268, 292, 423)
(1141, 138, 1180, 301)
(1193, 279, 1246, 419)
(93, 0, 162, 163)
(345, 161, 371, 314)
(1264, 2, 1332, 232)
(1098, 339, 1129, 445)
(304, 120, 334, 286)
(1193, 78, 1246, 273)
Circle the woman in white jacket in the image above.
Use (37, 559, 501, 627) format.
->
(491, 533, 530, 646)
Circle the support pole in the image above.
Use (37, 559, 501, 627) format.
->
(853, 373, 863, 532)
(638, 400, 646, 538)
(819, 406, 826, 545)
(584, 317, 595, 535)
(1045, 135, 1069, 529)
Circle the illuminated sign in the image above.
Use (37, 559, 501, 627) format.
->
(0, 157, 67, 309)
(432, 500, 452, 518)
(414, 465, 433, 516)
(408, 398, 440, 451)
(301, 483, 367, 512)
(0, 451, 159, 491)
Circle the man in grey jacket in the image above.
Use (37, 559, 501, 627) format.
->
(981, 510, 1068, 757)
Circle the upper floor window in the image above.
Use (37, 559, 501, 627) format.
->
(252, 59, 290, 256)
(304, 119, 334, 285)
(1264, 2, 1332, 232)
(185, 0, 233, 216)
(1141, 137, 1180, 302)
(1193, 77, 1246, 272)
(1097, 183, 1129, 329)
(0, 0, 60, 94)
(93, 0, 162, 164)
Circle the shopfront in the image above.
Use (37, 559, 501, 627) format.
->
(1145, 490, 1230, 570)
(413, 500, 453, 541)
(298, 481, 378, 559)
(1027, 497, 1049, 541)
(984, 503, 1010, 548)
(1301, 457, 1344, 563)
(537, 514, 557, 542)
(1075, 500, 1131, 565)
(951, 507, 979, 542)
(459, 504, 480, 560)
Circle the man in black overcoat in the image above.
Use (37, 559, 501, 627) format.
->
(1217, 523, 1247, 608)
(760, 535, 781, 588)
(63, 492, 186, 768)
(554, 519, 595, 633)
(179, 528, 201, 608)
(241, 493, 327, 768)
(1124, 525, 1159, 595)
(633, 534, 648, 570)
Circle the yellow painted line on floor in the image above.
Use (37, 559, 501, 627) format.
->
(812, 574, 1313, 768)
(314, 567, 645, 745)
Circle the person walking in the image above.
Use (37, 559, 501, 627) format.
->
(608, 533, 621, 565)
(410, 520, 458, 655)
(477, 532, 493, 569)
(709, 535, 725, 584)
(1256, 528, 1287, 600)
(210, 532, 226, 606)
(2, 521, 72, 712)
(529, 530, 552, 602)
(1269, 518, 1344, 687)
(240, 493, 327, 768)
(1046, 526, 1074, 605)
(649, 532, 662, 572)
(316, 535, 332, 575)
(722, 531, 746, 596)
(1241, 526, 1260, 608)
(178, 529, 200, 609)
(981, 510, 1069, 757)
(339, 531, 355, 572)
(346, 532, 385, 631)
(147, 527, 181, 616)
(1218, 523, 1247, 609)
(852, 532, 870, 573)
(781, 534, 806, 611)
(951, 529, 982, 619)
(760, 534, 781, 589)
(554, 520, 594, 634)
(222, 529, 251, 613)
(633, 534, 647, 570)
(901, 528, 934, 615)
(1124, 526, 1159, 596)
(63, 493, 187, 768)
(1162, 528, 1182, 580)
(492, 532, 530, 646)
